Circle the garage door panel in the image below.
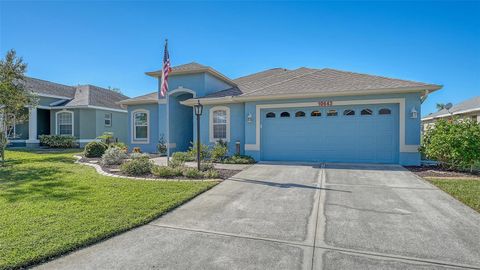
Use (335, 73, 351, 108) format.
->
(260, 105, 399, 163)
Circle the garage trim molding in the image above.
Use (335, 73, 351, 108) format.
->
(244, 98, 419, 153)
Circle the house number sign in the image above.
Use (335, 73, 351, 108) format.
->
(318, 101, 333, 107)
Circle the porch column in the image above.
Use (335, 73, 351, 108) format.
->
(26, 106, 39, 144)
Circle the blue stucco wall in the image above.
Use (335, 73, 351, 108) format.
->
(128, 104, 160, 153)
(194, 103, 245, 155)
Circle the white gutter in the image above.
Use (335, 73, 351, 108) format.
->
(181, 85, 443, 106)
(50, 105, 128, 113)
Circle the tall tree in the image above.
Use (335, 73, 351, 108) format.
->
(0, 49, 36, 164)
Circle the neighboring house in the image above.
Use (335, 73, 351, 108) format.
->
(422, 96, 480, 131)
(8, 77, 129, 147)
(119, 62, 442, 165)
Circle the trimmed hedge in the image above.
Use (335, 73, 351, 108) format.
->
(39, 135, 76, 148)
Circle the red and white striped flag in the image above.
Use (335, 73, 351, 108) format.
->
(160, 39, 171, 97)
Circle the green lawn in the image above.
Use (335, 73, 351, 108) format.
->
(428, 177, 480, 213)
(0, 149, 217, 269)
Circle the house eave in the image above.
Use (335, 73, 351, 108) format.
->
(422, 107, 480, 121)
(146, 68, 237, 87)
(181, 85, 443, 106)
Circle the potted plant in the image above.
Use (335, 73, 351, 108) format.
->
(157, 134, 167, 156)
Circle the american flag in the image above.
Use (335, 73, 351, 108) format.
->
(160, 39, 171, 97)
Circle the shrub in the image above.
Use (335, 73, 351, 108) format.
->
(110, 142, 128, 152)
(84, 141, 108, 157)
(421, 118, 480, 171)
(183, 167, 203, 178)
(120, 157, 153, 176)
(39, 135, 76, 148)
(200, 162, 215, 171)
(223, 154, 256, 164)
(172, 151, 194, 163)
(101, 147, 127, 165)
(157, 134, 167, 155)
(130, 152, 150, 159)
(204, 169, 220, 179)
(187, 142, 210, 161)
(151, 165, 183, 178)
(97, 132, 115, 145)
(211, 140, 228, 162)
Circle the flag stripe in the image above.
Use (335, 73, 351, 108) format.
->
(160, 40, 171, 97)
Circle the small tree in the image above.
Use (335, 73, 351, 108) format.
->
(421, 118, 480, 171)
(0, 49, 37, 164)
(435, 103, 446, 111)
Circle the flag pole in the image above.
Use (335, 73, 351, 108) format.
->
(164, 39, 170, 166)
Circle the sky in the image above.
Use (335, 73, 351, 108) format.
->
(0, 1, 479, 116)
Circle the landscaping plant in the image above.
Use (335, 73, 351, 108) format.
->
(151, 165, 183, 178)
(211, 140, 228, 162)
(187, 142, 210, 161)
(130, 152, 150, 159)
(421, 118, 480, 171)
(172, 151, 194, 163)
(39, 135, 76, 148)
(183, 167, 203, 178)
(101, 147, 128, 165)
(120, 156, 153, 176)
(157, 134, 167, 156)
(84, 141, 108, 158)
(223, 154, 256, 164)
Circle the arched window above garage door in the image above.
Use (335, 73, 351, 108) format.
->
(311, 111, 321, 117)
(343, 109, 355, 116)
(361, 109, 373, 116)
(266, 112, 276, 118)
(280, 112, 290, 118)
(379, 108, 391, 115)
(295, 111, 305, 117)
(327, 110, 338, 116)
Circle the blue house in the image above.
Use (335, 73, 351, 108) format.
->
(119, 63, 442, 165)
(8, 77, 129, 147)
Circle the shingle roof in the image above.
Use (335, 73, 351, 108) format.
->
(23, 77, 129, 110)
(423, 96, 480, 120)
(118, 91, 159, 104)
(145, 62, 236, 87)
(202, 67, 440, 99)
(24, 77, 76, 98)
(63, 85, 130, 110)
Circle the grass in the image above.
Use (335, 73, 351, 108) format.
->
(0, 149, 217, 269)
(427, 177, 480, 213)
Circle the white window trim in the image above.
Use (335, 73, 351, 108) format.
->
(209, 106, 230, 143)
(55, 110, 74, 136)
(131, 109, 149, 144)
(244, 98, 418, 153)
(104, 113, 112, 127)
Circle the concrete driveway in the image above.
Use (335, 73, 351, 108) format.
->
(36, 163, 480, 270)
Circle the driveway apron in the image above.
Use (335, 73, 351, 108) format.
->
(36, 163, 480, 270)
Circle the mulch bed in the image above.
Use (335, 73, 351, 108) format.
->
(405, 166, 480, 179)
(79, 156, 241, 180)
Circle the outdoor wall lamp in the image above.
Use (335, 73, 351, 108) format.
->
(410, 107, 418, 119)
(247, 113, 253, 123)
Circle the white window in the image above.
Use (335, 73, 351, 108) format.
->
(104, 113, 112, 127)
(133, 110, 149, 142)
(56, 111, 73, 136)
(209, 106, 230, 142)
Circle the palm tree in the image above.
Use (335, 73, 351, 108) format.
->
(436, 103, 446, 111)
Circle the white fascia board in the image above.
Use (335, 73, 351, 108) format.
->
(51, 105, 127, 113)
(181, 85, 442, 106)
(37, 93, 73, 99)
